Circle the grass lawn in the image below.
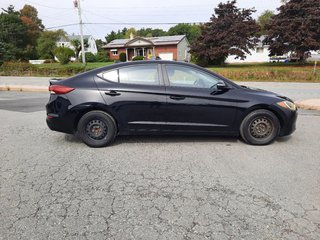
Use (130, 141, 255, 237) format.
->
(34, 62, 113, 70)
(0, 61, 319, 82)
(208, 62, 320, 82)
(0, 62, 114, 77)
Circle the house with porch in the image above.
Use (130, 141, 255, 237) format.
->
(102, 35, 190, 62)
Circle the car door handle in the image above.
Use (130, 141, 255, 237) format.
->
(170, 95, 185, 100)
(105, 90, 121, 96)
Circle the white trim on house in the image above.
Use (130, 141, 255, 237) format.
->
(56, 35, 98, 57)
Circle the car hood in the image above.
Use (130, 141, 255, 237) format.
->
(240, 85, 293, 102)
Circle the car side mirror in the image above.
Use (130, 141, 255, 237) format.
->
(216, 81, 230, 91)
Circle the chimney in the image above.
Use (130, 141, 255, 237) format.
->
(130, 32, 134, 40)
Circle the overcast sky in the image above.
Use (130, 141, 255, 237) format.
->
(1, 0, 282, 40)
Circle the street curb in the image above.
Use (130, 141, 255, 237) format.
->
(295, 99, 320, 111)
(0, 85, 48, 92)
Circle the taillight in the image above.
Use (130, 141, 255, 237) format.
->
(49, 85, 75, 94)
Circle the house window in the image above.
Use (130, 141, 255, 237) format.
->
(111, 49, 118, 56)
(256, 47, 264, 53)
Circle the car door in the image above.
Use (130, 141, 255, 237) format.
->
(94, 63, 167, 133)
(163, 63, 239, 133)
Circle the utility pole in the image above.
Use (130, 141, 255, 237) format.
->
(74, 0, 86, 64)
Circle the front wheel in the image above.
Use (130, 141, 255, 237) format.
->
(78, 111, 117, 147)
(240, 109, 280, 145)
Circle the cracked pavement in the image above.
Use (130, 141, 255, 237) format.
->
(0, 92, 320, 240)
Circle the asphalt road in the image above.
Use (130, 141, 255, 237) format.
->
(1, 92, 320, 240)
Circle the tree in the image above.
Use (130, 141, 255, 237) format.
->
(190, 1, 259, 66)
(20, 4, 44, 30)
(105, 30, 117, 43)
(36, 30, 65, 59)
(105, 28, 127, 43)
(125, 27, 137, 39)
(265, 0, 320, 61)
(136, 28, 167, 37)
(168, 23, 201, 43)
(257, 10, 274, 35)
(70, 38, 89, 60)
(0, 5, 28, 61)
(151, 28, 167, 37)
(20, 4, 44, 59)
(95, 39, 105, 51)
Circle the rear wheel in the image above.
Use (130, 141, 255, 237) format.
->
(240, 109, 280, 145)
(78, 111, 117, 147)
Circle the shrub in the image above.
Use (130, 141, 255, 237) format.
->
(96, 51, 109, 62)
(54, 47, 74, 65)
(119, 52, 126, 62)
(82, 52, 96, 62)
(43, 59, 55, 64)
(132, 56, 144, 61)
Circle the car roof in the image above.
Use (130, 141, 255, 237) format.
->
(78, 60, 239, 88)
(90, 60, 206, 75)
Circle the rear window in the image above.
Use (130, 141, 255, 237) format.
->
(97, 70, 118, 82)
(119, 65, 159, 85)
(97, 64, 159, 85)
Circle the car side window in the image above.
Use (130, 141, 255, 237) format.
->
(166, 65, 221, 89)
(97, 70, 118, 82)
(119, 65, 159, 85)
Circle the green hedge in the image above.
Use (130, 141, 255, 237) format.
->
(96, 51, 109, 62)
(119, 52, 126, 62)
(132, 56, 144, 61)
(80, 52, 96, 63)
(54, 47, 75, 65)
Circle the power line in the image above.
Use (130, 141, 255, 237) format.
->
(24, 0, 73, 10)
(46, 22, 206, 29)
(46, 23, 79, 29)
(84, 4, 215, 10)
(82, 12, 100, 39)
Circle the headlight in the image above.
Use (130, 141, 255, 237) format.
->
(277, 101, 297, 111)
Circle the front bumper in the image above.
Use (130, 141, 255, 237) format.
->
(278, 109, 298, 137)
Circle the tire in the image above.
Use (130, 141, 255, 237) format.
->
(77, 111, 117, 147)
(240, 109, 280, 145)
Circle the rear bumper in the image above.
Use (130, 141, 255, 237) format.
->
(46, 95, 75, 134)
(46, 115, 75, 134)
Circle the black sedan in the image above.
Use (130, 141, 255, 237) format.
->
(46, 61, 297, 147)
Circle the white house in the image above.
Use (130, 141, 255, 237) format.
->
(226, 36, 271, 63)
(226, 36, 320, 63)
(56, 34, 98, 56)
